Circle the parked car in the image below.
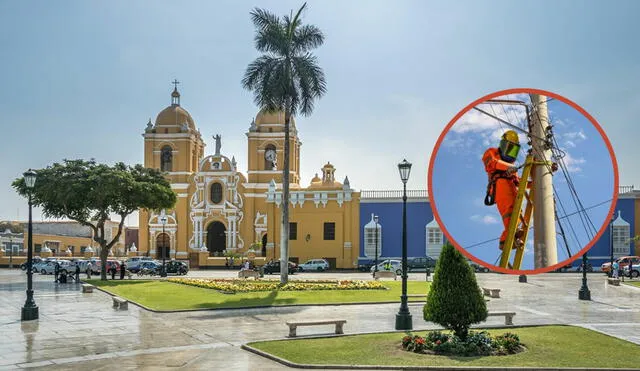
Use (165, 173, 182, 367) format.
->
(262, 260, 298, 275)
(469, 260, 490, 273)
(370, 259, 402, 275)
(298, 259, 330, 272)
(357, 261, 375, 272)
(164, 260, 189, 275)
(125, 256, 154, 272)
(20, 256, 43, 271)
(407, 257, 437, 272)
(137, 261, 162, 275)
(623, 263, 640, 278)
(39, 260, 74, 275)
(601, 256, 640, 274)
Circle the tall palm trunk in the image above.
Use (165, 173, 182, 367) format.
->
(280, 108, 291, 285)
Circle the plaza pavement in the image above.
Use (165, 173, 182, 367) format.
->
(0, 269, 639, 370)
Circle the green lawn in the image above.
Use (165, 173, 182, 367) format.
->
(625, 281, 640, 288)
(249, 326, 640, 368)
(87, 279, 430, 311)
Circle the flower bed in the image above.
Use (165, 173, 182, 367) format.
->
(402, 331, 524, 357)
(168, 278, 387, 293)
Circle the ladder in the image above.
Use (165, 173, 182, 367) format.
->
(498, 154, 535, 270)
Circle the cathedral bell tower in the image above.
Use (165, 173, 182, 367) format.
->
(139, 81, 205, 260)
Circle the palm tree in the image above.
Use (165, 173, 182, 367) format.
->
(242, 3, 326, 284)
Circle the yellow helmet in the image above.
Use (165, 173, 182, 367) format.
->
(502, 130, 520, 144)
(499, 130, 521, 163)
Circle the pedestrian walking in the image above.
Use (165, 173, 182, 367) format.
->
(75, 263, 81, 282)
(120, 261, 126, 280)
(612, 261, 620, 279)
(54, 261, 60, 282)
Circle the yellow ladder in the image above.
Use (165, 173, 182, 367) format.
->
(499, 154, 535, 270)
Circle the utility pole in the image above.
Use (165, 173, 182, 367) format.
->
(530, 94, 558, 268)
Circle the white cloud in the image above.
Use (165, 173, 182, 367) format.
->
(564, 129, 587, 141)
(564, 140, 576, 148)
(470, 214, 499, 225)
(560, 152, 586, 173)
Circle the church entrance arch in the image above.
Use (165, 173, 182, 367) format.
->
(206, 221, 226, 256)
(156, 233, 170, 260)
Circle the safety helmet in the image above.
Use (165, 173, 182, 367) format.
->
(499, 130, 520, 163)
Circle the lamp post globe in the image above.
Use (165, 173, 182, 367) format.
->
(395, 159, 413, 330)
(21, 169, 39, 321)
(159, 210, 168, 277)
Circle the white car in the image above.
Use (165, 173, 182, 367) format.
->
(298, 259, 330, 272)
(370, 259, 403, 275)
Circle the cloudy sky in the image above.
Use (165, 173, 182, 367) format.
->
(1, 0, 639, 226)
(431, 93, 615, 270)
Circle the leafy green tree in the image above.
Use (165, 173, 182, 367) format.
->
(423, 243, 488, 339)
(242, 2, 327, 284)
(12, 159, 176, 280)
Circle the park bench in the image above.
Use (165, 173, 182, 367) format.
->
(482, 287, 501, 298)
(607, 278, 621, 286)
(81, 284, 94, 293)
(238, 270, 260, 279)
(112, 296, 128, 310)
(406, 294, 427, 300)
(488, 311, 516, 325)
(374, 270, 397, 280)
(285, 319, 346, 338)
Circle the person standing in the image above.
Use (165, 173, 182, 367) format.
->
(75, 263, 81, 282)
(86, 261, 92, 279)
(120, 261, 126, 280)
(110, 263, 117, 280)
(612, 260, 620, 279)
(54, 261, 60, 283)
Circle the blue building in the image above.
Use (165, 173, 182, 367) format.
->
(358, 187, 639, 271)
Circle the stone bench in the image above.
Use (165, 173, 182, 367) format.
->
(373, 270, 397, 280)
(286, 319, 346, 338)
(406, 294, 427, 299)
(238, 270, 260, 279)
(607, 278, 621, 286)
(488, 311, 516, 326)
(81, 284, 94, 293)
(112, 296, 128, 310)
(482, 287, 501, 298)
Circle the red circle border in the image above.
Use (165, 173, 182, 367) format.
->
(427, 88, 619, 275)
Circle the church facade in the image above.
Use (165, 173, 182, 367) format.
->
(138, 86, 361, 269)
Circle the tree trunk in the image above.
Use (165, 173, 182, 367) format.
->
(280, 108, 291, 285)
(100, 244, 108, 280)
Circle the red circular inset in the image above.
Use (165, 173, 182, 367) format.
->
(427, 88, 619, 275)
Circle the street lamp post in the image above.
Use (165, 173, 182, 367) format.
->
(578, 252, 591, 300)
(374, 215, 379, 274)
(609, 217, 614, 278)
(159, 210, 168, 277)
(395, 159, 412, 331)
(6, 229, 14, 269)
(21, 169, 38, 321)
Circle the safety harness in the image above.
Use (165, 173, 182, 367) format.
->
(484, 171, 518, 206)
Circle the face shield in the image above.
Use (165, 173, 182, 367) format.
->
(499, 139, 520, 162)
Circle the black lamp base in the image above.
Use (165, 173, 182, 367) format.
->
(578, 286, 591, 300)
(395, 313, 413, 331)
(21, 306, 39, 321)
(518, 275, 527, 283)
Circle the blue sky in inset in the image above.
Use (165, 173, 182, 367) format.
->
(1, 1, 640, 225)
(431, 93, 615, 270)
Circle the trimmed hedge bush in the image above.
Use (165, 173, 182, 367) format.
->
(423, 243, 487, 339)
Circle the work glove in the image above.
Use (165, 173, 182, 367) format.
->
(506, 166, 518, 176)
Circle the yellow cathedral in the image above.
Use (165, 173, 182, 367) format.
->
(138, 84, 360, 269)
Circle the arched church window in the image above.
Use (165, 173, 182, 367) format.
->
(160, 146, 173, 172)
(210, 182, 223, 204)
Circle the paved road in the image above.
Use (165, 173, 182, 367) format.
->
(0, 269, 639, 370)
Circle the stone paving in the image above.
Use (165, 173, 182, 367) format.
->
(0, 269, 639, 370)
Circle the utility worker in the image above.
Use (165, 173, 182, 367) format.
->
(482, 130, 526, 250)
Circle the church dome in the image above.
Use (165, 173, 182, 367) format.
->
(254, 108, 296, 127)
(155, 104, 195, 129)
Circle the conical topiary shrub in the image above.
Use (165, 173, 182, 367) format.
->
(423, 243, 487, 340)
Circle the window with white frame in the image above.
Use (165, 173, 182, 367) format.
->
(364, 224, 381, 258)
(428, 228, 443, 245)
(612, 225, 630, 256)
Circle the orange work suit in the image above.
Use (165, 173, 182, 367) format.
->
(482, 148, 522, 248)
